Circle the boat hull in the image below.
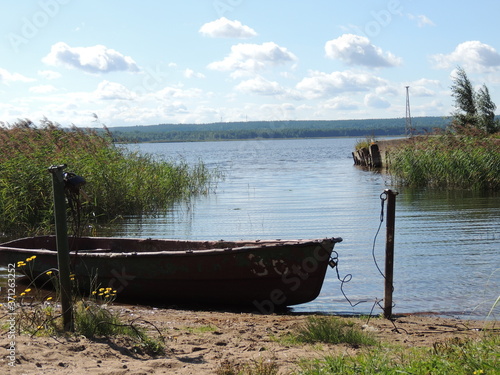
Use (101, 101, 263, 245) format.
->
(0, 236, 342, 309)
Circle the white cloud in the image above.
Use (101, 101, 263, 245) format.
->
(364, 93, 391, 108)
(374, 85, 399, 96)
(95, 81, 136, 100)
(208, 42, 297, 77)
(296, 70, 388, 99)
(199, 17, 257, 38)
(407, 78, 441, 97)
(43, 42, 140, 74)
(155, 86, 204, 99)
(431, 41, 500, 72)
(184, 68, 206, 79)
(408, 14, 435, 27)
(323, 96, 359, 111)
(0, 68, 35, 84)
(236, 76, 286, 96)
(38, 70, 62, 80)
(29, 85, 57, 94)
(325, 34, 402, 68)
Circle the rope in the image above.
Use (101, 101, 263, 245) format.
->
(372, 192, 387, 279)
(330, 250, 366, 307)
(333, 191, 397, 315)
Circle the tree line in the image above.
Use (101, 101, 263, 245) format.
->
(109, 117, 449, 143)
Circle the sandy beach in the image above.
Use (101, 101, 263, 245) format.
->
(1, 303, 495, 375)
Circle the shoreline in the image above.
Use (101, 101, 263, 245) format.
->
(1, 303, 496, 374)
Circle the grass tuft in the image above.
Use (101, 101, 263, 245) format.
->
(294, 316, 377, 346)
(215, 358, 280, 375)
(299, 333, 499, 375)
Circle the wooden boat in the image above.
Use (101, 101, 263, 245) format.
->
(0, 236, 342, 309)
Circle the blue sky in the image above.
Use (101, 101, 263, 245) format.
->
(2, 0, 500, 127)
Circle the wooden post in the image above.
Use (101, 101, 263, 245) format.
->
(48, 164, 74, 331)
(383, 189, 398, 319)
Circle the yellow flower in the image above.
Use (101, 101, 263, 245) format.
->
(98, 293, 103, 296)
(112, 290, 117, 294)
(17, 261, 26, 267)
(99, 288, 105, 292)
(46, 271, 53, 276)
(46, 297, 53, 301)
(20, 292, 26, 296)
(24, 288, 31, 293)
(37, 325, 43, 330)
(92, 291, 97, 295)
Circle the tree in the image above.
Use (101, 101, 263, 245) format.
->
(451, 66, 478, 129)
(450, 66, 499, 134)
(476, 84, 500, 133)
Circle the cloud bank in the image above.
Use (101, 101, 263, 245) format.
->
(199, 17, 257, 38)
(208, 42, 297, 77)
(431, 41, 500, 72)
(325, 34, 402, 68)
(43, 42, 140, 74)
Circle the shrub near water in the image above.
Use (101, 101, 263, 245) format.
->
(388, 132, 500, 190)
(0, 120, 219, 237)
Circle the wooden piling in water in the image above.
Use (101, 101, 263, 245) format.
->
(383, 189, 398, 319)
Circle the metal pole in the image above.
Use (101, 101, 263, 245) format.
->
(383, 189, 398, 319)
(48, 164, 74, 331)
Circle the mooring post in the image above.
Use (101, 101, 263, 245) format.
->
(48, 164, 74, 331)
(383, 189, 398, 319)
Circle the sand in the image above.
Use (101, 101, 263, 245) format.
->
(1, 303, 496, 375)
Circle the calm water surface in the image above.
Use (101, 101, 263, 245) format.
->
(120, 138, 499, 319)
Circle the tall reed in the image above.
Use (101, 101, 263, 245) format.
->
(0, 120, 219, 238)
(388, 132, 500, 190)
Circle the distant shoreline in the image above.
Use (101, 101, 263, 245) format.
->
(108, 116, 449, 143)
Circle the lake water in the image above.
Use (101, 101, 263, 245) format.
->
(119, 138, 500, 320)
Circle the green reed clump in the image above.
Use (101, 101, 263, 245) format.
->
(0, 119, 219, 237)
(388, 132, 500, 190)
(294, 316, 377, 346)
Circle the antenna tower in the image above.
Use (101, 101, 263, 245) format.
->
(405, 86, 412, 137)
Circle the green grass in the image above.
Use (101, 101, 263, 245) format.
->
(354, 136, 377, 150)
(298, 334, 499, 375)
(388, 132, 500, 190)
(293, 316, 378, 346)
(0, 120, 220, 237)
(215, 358, 280, 375)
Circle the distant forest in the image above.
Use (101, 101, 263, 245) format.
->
(108, 116, 450, 143)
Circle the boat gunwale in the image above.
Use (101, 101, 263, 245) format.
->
(0, 236, 342, 258)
